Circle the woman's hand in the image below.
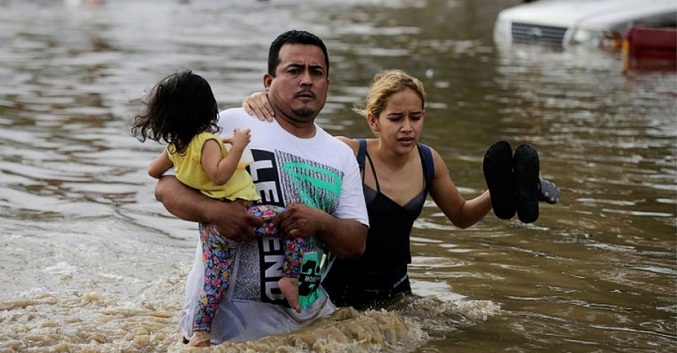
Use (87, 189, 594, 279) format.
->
(242, 91, 275, 122)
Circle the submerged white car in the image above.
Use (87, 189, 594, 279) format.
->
(494, 0, 677, 49)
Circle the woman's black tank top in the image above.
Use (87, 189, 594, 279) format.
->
(322, 139, 434, 307)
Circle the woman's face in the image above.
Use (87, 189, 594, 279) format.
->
(370, 88, 425, 155)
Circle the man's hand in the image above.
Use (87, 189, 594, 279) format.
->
(273, 202, 326, 239)
(268, 202, 366, 259)
(155, 176, 263, 243)
(208, 200, 262, 243)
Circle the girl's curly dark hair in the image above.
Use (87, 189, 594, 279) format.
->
(131, 70, 220, 153)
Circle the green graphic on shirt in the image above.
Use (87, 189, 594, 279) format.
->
(282, 162, 342, 211)
(280, 161, 343, 307)
(298, 251, 322, 309)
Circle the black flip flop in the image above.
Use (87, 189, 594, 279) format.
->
(513, 144, 540, 223)
(538, 179, 560, 205)
(483, 141, 517, 220)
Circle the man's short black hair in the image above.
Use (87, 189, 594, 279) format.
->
(267, 30, 329, 77)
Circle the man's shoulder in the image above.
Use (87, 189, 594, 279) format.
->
(217, 107, 266, 132)
(332, 136, 355, 157)
(311, 129, 361, 174)
(314, 125, 343, 144)
(218, 107, 248, 119)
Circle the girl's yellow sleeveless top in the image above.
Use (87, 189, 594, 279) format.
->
(167, 132, 260, 201)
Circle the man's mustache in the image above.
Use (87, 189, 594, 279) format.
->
(293, 88, 315, 99)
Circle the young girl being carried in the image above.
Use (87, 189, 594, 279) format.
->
(131, 70, 305, 347)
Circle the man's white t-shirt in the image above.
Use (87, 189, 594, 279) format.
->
(179, 108, 369, 343)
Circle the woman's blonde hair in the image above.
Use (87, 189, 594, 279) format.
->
(353, 69, 426, 120)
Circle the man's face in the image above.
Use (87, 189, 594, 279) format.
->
(264, 44, 329, 125)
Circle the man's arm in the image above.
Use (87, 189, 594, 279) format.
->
(154, 175, 261, 242)
(274, 203, 367, 259)
(316, 217, 367, 260)
(148, 149, 173, 179)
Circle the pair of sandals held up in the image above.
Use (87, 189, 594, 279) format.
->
(483, 141, 560, 223)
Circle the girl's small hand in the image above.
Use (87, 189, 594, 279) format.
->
(243, 91, 274, 122)
(229, 128, 251, 149)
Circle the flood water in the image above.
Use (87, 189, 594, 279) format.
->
(0, 0, 675, 352)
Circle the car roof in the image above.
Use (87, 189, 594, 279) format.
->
(497, 0, 677, 29)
